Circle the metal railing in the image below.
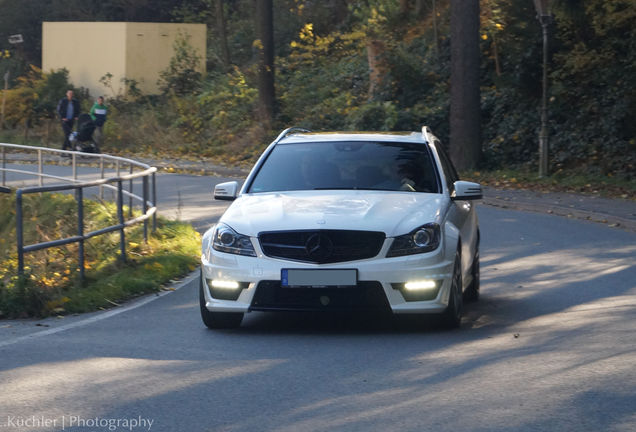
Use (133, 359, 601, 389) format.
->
(1, 143, 157, 281)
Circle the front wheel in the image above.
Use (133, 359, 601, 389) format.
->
(89, 139, 100, 154)
(464, 241, 480, 302)
(441, 250, 463, 329)
(199, 272, 243, 329)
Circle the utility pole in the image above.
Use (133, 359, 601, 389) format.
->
(4, 34, 24, 130)
(533, 0, 552, 177)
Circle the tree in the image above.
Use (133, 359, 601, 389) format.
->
(215, 0, 231, 69)
(449, 0, 481, 170)
(158, 32, 203, 96)
(255, 0, 276, 124)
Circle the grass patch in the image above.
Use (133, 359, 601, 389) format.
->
(463, 168, 635, 200)
(0, 192, 200, 318)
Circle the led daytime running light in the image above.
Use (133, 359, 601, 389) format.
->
(210, 280, 240, 290)
(404, 280, 437, 290)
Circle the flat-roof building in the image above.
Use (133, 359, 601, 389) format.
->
(42, 22, 206, 97)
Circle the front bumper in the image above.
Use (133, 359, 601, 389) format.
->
(201, 239, 455, 315)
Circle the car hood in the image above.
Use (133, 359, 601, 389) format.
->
(220, 191, 447, 237)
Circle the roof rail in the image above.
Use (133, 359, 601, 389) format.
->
(273, 127, 312, 144)
(422, 126, 437, 144)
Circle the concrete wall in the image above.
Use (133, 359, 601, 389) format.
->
(125, 23, 206, 95)
(42, 22, 206, 98)
(43, 22, 127, 98)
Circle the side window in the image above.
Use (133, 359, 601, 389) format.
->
(434, 141, 459, 190)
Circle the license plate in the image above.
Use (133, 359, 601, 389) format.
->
(281, 269, 357, 287)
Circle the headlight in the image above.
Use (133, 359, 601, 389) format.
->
(386, 223, 440, 257)
(201, 230, 212, 256)
(212, 223, 256, 257)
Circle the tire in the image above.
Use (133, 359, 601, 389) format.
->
(463, 239, 480, 302)
(442, 250, 463, 329)
(199, 272, 243, 329)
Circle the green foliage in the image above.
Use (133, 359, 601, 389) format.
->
(546, 0, 636, 176)
(347, 101, 398, 130)
(158, 32, 204, 96)
(191, 68, 258, 145)
(477, 0, 635, 178)
(34, 68, 73, 119)
(481, 85, 538, 169)
(278, 25, 368, 130)
(1, 66, 77, 128)
(99, 72, 143, 101)
(0, 48, 27, 89)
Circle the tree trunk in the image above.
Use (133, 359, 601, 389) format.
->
(45, 118, 52, 147)
(399, 0, 410, 15)
(367, 39, 387, 100)
(330, 0, 349, 28)
(493, 35, 501, 76)
(23, 117, 29, 144)
(1, 71, 8, 129)
(450, 0, 481, 170)
(256, 0, 276, 124)
(215, 0, 231, 69)
(415, 0, 425, 16)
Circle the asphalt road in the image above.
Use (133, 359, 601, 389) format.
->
(1, 166, 635, 432)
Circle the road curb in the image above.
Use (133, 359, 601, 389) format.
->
(0, 271, 200, 348)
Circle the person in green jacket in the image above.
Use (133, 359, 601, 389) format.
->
(89, 96, 108, 146)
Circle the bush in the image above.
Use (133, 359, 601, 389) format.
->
(158, 32, 204, 96)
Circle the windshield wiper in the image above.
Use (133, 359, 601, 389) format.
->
(312, 187, 356, 190)
(312, 187, 401, 191)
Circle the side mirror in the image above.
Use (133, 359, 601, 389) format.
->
(451, 181, 482, 200)
(214, 181, 239, 201)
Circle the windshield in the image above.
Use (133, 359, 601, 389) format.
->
(247, 141, 440, 194)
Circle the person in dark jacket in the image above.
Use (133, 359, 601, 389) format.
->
(57, 90, 80, 151)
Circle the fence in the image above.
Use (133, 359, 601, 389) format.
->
(1, 143, 157, 281)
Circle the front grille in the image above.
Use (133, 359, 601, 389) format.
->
(250, 281, 390, 312)
(258, 230, 385, 264)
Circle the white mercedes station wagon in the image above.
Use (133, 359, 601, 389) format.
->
(200, 127, 482, 329)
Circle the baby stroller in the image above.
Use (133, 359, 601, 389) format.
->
(69, 113, 100, 153)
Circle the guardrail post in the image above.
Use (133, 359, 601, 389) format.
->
(129, 164, 133, 217)
(1, 145, 5, 187)
(152, 172, 157, 232)
(99, 155, 105, 200)
(117, 180, 126, 263)
(38, 149, 43, 187)
(143, 175, 149, 242)
(16, 190, 24, 277)
(116, 160, 121, 203)
(76, 187, 85, 282)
